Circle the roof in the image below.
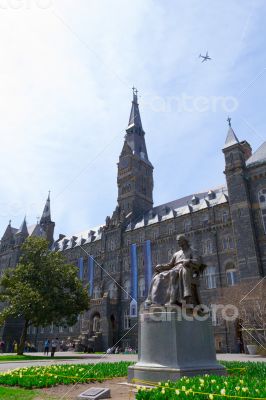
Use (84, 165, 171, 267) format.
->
(54, 225, 104, 252)
(27, 224, 45, 237)
(223, 126, 239, 149)
(126, 185, 228, 231)
(246, 141, 266, 167)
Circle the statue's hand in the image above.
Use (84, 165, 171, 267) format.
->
(155, 264, 162, 273)
(182, 259, 191, 267)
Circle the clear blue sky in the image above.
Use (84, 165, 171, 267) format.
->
(0, 0, 265, 239)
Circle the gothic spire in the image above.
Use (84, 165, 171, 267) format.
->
(40, 191, 51, 224)
(128, 87, 142, 129)
(223, 117, 239, 149)
(18, 216, 28, 236)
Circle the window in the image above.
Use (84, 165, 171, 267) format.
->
(69, 326, 73, 333)
(32, 326, 36, 334)
(225, 262, 238, 286)
(202, 217, 209, 227)
(108, 282, 118, 299)
(50, 323, 53, 333)
(124, 310, 131, 330)
(93, 286, 101, 299)
(210, 306, 221, 326)
(203, 266, 217, 289)
(226, 269, 238, 286)
(123, 280, 130, 299)
(168, 225, 174, 235)
(222, 210, 229, 223)
(222, 236, 234, 250)
(203, 239, 212, 255)
(41, 327, 45, 334)
(92, 315, 101, 332)
(153, 230, 159, 240)
(258, 189, 266, 233)
(184, 220, 192, 232)
(139, 277, 145, 298)
(59, 326, 63, 333)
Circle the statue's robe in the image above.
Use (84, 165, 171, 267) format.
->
(147, 248, 202, 306)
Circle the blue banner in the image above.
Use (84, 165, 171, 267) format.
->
(88, 256, 94, 297)
(130, 244, 138, 301)
(144, 240, 152, 297)
(78, 257, 83, 281)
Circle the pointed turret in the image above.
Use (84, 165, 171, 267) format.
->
(40, 192, 51, 224)
(39, 192, 55, 245)
(222, 118, 262, 278)
(223, 117, 239, 149)
(15, 216, 29, 245)
(0, 220, 17, 250)
(18, 217, 28, 236)
(2, 220, 15, 240)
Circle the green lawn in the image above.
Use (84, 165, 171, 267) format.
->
(0, 386, 41, 400)
(0, 355, 81, 362)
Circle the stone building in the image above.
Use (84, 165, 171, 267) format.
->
(0, 91, 265, 353)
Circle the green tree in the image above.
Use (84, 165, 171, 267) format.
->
(0, 237, 89, 355)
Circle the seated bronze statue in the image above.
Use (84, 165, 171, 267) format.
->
(146, 234, 206, 307)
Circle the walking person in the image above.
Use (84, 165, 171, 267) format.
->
(0, 339, 5, 353)
(51, 338, 59, 358)
(13, 340, 18, 354)
(44, 338, 50, 356)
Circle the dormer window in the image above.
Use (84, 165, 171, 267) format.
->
(191, 195, 199, 205)
(208, 190, 216, 200)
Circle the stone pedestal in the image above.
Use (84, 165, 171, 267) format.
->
(128, 309, 226, 383)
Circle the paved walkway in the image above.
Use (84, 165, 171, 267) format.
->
(0, 352, 264, 372)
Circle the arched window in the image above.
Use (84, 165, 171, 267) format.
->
(203, 239, 213, 255)
(108, 282, 118, 299)
(203, 266, 217, 289)
(123, 280, 130, 299)
(93, 286, 101, 299)
(138, 277, 145, 298)
(258, 189, 266, 233)
(92, 314, 101, 332)
(225, 262, 239, 286)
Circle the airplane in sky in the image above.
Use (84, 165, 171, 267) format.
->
(199, 51, 211, 62)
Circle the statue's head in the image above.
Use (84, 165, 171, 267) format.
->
(176, 234, 189, 247)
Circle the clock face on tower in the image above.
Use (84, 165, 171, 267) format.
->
(120, 157, 129, 169)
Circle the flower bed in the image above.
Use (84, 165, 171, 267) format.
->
(0, 361, 133, 388)
(136, 362, 266, 400)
